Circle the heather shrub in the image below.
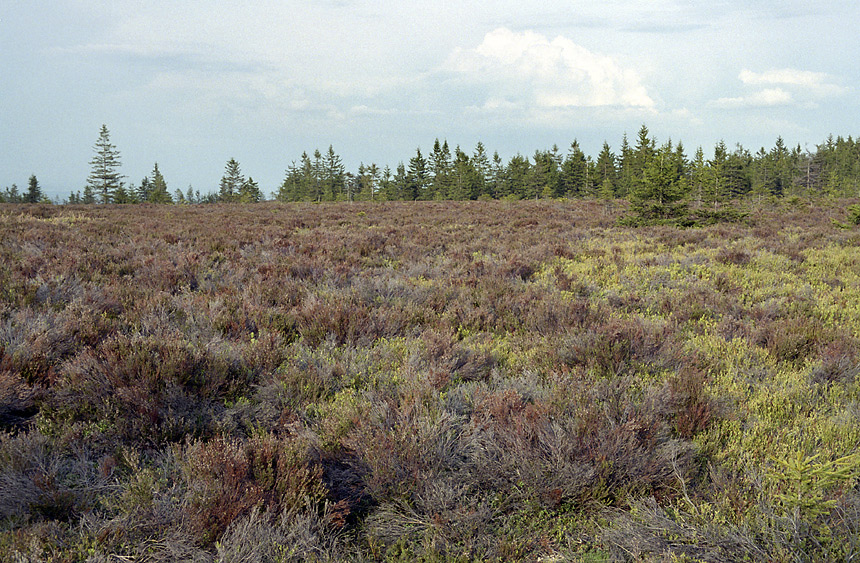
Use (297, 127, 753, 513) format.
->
(0, 429, 115, 527)
(753, 315, 830, 365)
(666, 365, 717, 439)
(215, 505, 345, 562)
(345, 402, 467, 502)
(2, 201, 860, 560)
(555, 317, 671, 377)
(183, 431, 326, 544)
(0, 367, 37, 430)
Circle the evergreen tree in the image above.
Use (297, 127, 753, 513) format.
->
(562, 141, 588, 197)
(112, 183, 135, 204)
(86, 125, 123, 204)
(489, 151, 504, 197)
(356, 163, 380, 201)
(2, 184, 21, 203)
(378, 166, 394, 200)
(428, 139, 452, 199)
(219, 158, 244, 202)
(594, 142, 617, 196)
(82, 183, 96, 204)
(148, 163, 172, 203)
(134, 177, 148, 202)
(530, 149, 561, 198)
(472, 142, 491, 197)
(26, 175, 42, 203)
(323, 146, 345, 200)
(630, 141, 687, 221)
(239, 177, 262, 202)
(393, 162, 409, 200)
(617, 133, 634, 198)
(450, 146, 478, 200)
(599, 176, 615, 203)
(504, 154, 531, 199)
(703, 141, 732, 210)
(407, 148, 428, 200)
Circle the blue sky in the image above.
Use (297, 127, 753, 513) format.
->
(2, 1, 858, 199)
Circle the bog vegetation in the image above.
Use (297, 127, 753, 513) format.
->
(1, 199, 860, 561)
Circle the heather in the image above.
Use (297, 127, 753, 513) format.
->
(1, 199, 859, 561)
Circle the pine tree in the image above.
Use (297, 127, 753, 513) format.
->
(86, 125, 124, 204)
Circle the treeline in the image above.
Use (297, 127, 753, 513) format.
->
(277, 126, 860, 206)
(4, 125, 860, 207)
(0, 175, 48, 204)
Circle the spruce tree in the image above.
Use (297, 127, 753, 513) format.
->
(630, 141, 687, 221)
(323, 146, 345, 201)
(407, 148, 427, 200)
(26, 175, 42, 203)
(148, 163, 172, 203)
(219, 158, 244, 202)
(239, 177, 263, 203)
(562, 141, 588, 197)
(86, 125, 123, 204)
(595, 142, 617, 195)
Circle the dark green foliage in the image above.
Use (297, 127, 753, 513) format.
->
(85, 124, 124, 204)
(25, 175, 42, 204)
(848, 204, 860, 225)
(219, 158, 244, 202)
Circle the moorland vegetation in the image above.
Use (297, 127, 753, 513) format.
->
(1, 199, 860, 561)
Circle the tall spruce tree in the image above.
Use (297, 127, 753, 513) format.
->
(407, 148, 428, 200)
(630, 141, 687, 221)
(86, 125, 123, 204)
(148, 163, 172, 203)
(26, 175, 42, 203)
(219, 158, 244, 202)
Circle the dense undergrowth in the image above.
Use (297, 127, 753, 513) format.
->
(1, 199, 859, 561)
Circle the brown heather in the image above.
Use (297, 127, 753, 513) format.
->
(0, 199, 859, 561)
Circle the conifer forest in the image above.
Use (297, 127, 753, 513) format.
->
(2, 126, 860, 561)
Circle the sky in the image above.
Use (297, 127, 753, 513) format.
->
(2, 1, 859, 200)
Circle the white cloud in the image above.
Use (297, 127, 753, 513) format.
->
(739, 68, 847, 97)
(712, 88, 794, 109)
(446, 28, 655, 111)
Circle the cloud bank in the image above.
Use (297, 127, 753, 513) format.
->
(446, 28, 655, 113)
(713, 67, 846, 109)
